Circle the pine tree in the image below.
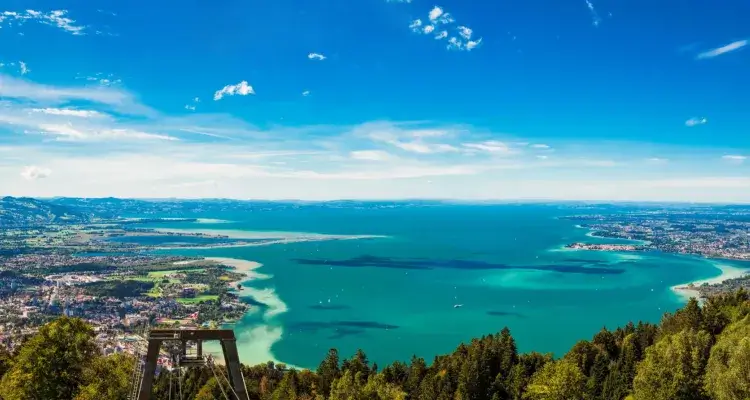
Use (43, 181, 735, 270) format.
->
(317, 348, 341, 397)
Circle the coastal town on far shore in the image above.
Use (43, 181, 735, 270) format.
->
(562, 205, 750, 298)
(1, 197, 749, 368)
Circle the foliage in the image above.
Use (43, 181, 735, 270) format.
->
(632, 329, 713, 400)
(0, 317, 99, 400)
(523, 359, 586, 400)
(82, 279, 154, 298)
(704, 316, 750, 400)
(0, 292, 749, 400)
(74, 353, 135, 400)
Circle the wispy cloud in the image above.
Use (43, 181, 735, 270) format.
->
(385, 0, 412, 3)
(685, 117, 708, 127)
(184, 97, 200, 111)
(213, 81, 255, 101)
(409, 6, 481, 51)
(696, 40, 748, 59)
(646, 157, 668, 164)
(584, 0, 602, 27)
(302, 90, 311, 97)
(722, 155, 746, 164)
(0, 74, 153, 115)
(350, 150, 393, 161)
(31, 108, 105, 118)
(19, 61, 29, 75)
(20, 165, 51, 180)
(36, 124, 178, 142)
(308, 53, 326, 61)
(531, 144, 551, 149)
(0, 10, 86, 35)
(462, 141, 513, 154)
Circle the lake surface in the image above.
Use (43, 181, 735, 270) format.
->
(140, 204, 742, 369)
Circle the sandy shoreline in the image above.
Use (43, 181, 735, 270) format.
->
(670, 261, 749, 303)
(199, 257, 289, 366)
(152, 228, 386, 251)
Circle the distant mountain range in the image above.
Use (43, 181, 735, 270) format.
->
(3, 196, 747, 228)
(0, 197, 95, 227)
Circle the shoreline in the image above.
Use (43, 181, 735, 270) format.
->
(670, 261, 749, 303)
(152, 228, 386, 251)
(200, 257, 289, 367)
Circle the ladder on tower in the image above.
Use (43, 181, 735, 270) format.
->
(128, 346, 145, 400)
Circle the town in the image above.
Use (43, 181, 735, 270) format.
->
(562, 206, 750, 260)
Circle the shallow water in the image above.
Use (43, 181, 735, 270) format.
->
(144, 204, 745, 369)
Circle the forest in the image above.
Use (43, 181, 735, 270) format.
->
(0, 290, 748, 400)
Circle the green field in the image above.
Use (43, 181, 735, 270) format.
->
(176, 295, 219, 304)
(147, 268, 205, 279)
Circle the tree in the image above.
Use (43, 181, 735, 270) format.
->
(523, 359, 586, 400)
(195, 377, 225, 400)
(362, 373, 407, 400)
(632, 329, 712, 400)
(704, 316, 750, 400)
(342, 349, 371, 385)
(318, 348, 341, 397)
(564, 340, 600, 376)
(329, 370, 360, 400)
(74, 353, 135, 400)
(507, 352, 551, 400)
(0, 317, 99, 400)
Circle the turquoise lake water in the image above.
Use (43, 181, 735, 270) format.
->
(142, 204, 747, 369)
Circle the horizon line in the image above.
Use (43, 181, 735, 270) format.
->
(4, 195, 750, 206)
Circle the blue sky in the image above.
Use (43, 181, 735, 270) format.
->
(0, 0, 748, 201)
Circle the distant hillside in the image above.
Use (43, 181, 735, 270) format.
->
(0, 196, 94, 227)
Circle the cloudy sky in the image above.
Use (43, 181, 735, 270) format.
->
(0, 0, 748, 202)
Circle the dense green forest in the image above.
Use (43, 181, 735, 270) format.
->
(0, 291, 748, 400)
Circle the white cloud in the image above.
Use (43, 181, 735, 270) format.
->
(213, 81, 255, 101)
(531, 144, 551, 149)
(428, 6, 444, 22)
(350, 150, 393, 161)
(31, 108, 104, 118)
(457, 26, 472, 40)
(409, 19, 423, 32)
(308, 53, 326, 61)
(0, 9, 86, 35)
(536, 155, 549, 160)
(386, 0, 412, 3)
(302, 90, 311, 97)
(685, 117, 708, 127)
(20, 165, 51, 180)
(19, 61, 29, 75)
(0, 74, 151, 115)
(194, 97, 200, 102)
(646, 157, 668, 164)
(722, 155, 746, 164)
(410, 6, 478, 49)
(185, 105, 196, 111)
(585, 0, 602, 26)
(37, 123, 178, 142)
(696, 40, 748, 59)
(462, 141, 513, 154)
(448, 36, 482, 51)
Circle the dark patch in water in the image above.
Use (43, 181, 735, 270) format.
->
(328, 328, 366, 340)
(293, 255, 624, 275)
(309, 304, 351, 311)
(486, 311, 525, 318)
(243, 297, 269, 308)
(290, 320, 399, 336)
(561, 258, 605, 264)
